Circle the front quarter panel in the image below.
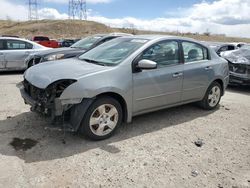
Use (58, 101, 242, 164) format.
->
(60, 63, 133, 118)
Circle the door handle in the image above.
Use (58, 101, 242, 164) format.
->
(173, 72, 183, 78)
(205, 66, 213, 70)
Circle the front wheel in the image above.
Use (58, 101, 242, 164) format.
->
(79, 97, 122, 140)
(199, 82, 222, 110)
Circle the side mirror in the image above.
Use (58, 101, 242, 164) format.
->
(137, 59, 157, 70)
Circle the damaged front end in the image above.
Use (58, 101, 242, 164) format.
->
(19, 79, 92, 132)
(221, 49, 250, 85)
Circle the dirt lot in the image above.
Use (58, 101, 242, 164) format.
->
(0, 72, 249, 188)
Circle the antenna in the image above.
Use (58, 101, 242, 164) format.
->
(68, 0, 87, 20)
(28, 0, 38, 20)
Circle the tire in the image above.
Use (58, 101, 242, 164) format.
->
(199, 81, 222, 110)
(79, 96, 123, 140)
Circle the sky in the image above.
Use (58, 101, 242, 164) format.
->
(0, 0, 250, 38)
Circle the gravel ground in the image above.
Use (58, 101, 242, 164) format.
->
(0, 72, 249, 188)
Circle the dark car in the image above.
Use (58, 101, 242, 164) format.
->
(58, 39, 76, 47)
(26, 33, 132, 68)
(206, 42, 238, 56)
(221, 45, 250, 86)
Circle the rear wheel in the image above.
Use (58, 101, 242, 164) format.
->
(199, 82, 222, 110)
(79, 97, 122, 140)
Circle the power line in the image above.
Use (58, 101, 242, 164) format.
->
(28, 0, 38, 20)
(68, 0, 87, 20)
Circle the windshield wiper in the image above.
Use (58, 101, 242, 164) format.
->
(81, 58, 106, 66)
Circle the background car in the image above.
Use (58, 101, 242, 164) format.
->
(20, 35, 229, 140)
(221, 45, 250, 85)
(31, 36, 59, 48)
(0, 37, 49, 71)
(206, 42, 238, 56)
(58, 39, 76, 47)
(25, 33, 132, 68)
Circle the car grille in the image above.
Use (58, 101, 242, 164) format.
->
(247, 65, 250, 75)
(229, 63, 247, 74)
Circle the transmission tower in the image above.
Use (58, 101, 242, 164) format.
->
(28, 0, 38, 20)
(68, 0, 87, 20)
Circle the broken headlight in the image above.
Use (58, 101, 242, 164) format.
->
(46, 79, 77, 99)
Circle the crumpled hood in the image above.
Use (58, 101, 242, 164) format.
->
(221, 49, 250, 65)
(24, 58, 110, 89)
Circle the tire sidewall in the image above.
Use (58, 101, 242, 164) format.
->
(204, 82, 222, 110)
(80, 97, 123, 140)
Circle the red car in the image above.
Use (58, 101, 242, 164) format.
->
(32, 36, 59, 48)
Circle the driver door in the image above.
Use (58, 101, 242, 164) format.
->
(132, 40, 183, 114)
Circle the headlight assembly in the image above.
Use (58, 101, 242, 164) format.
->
(44, 54, 65, 61)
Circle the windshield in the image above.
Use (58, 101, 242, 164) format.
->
(79, 38, 149, 66)
(241, 45, 250, 50)
(71, 36, 102, 49)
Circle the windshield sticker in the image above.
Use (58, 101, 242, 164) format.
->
(131, 39, 148, 43)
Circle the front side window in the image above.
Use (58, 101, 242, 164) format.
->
(6, 40, 33, 50)
(79, 38, 148, 66)
(182, 42, 208, 63)
(141, 41, 180, 67)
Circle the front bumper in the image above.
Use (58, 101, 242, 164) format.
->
(18, 82, 94, 132)
(229, 72, 250, 86)
(18, 82, 63, 116)
(19, 83, 38, 108)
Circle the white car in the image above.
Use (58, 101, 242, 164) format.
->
(0, 37, 49, 71)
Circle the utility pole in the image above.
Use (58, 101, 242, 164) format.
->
(28, 0, 38, 21)
(68, 0, 87, 20)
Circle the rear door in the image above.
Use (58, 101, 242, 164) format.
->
(133, 40, 183, 113)
(0, 39, 6, 69)
(4, 39, 33, 69)
(181, 41, 214, 102)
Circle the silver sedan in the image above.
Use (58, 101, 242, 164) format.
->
(0, 37, 49, 71)
(20, 35, 229, 140)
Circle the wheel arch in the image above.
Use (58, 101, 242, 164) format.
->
(213, 78, 224, 95)
(96, 92, 128, 123)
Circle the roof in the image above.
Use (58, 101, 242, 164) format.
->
(0, 37, 29, 41)
(120, 34, 198, 42)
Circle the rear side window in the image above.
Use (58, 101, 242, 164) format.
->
(182, 42, 209, 63)
(141, 40, 180, 67)
(0, 40, 4, 50)
(6, 40, 33, 50)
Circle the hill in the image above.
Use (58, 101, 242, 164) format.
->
(0, 19, 249, 43)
